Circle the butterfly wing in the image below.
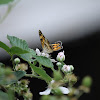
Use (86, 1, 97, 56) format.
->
(51, 41, 63, 51)
(39, 30, 53, 53)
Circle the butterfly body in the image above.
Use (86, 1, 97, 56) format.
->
(39, 30, 63, 53)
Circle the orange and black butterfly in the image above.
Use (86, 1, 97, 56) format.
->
(39, 30, 63, 53)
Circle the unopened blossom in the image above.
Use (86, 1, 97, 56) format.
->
(39, 80, 70, 95)
(56, 51, 65, 62)
(62, 65, 74, 73)
(56, 62, 62, 66)
(14, 58, 20, 64)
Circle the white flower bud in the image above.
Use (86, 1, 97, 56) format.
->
(70, 65, 74, 71)
(56, 62, 62, 66)
(14, 58, 20, 64)
(62, 65, 74, 73)
(56, 51, 65, 62)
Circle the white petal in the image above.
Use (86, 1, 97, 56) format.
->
(36, 48, 41, 56)
(50, 59, 57, 62)
(67, 66, 71, 71)
(45, 53, 50, 58)
(41, 53, 46, 56)
(39, 88, 51, 95)
(59, 87, 70, 94)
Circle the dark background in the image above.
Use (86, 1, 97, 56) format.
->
(63, 31, 100, 100)
(0, 31, 100, 100)
(30, 31, 100, 100)
(27, 31, 100, 100)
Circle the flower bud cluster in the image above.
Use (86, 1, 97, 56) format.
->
(15, 63, 28, 71)
(16, 80, 33, 99)
(56, 51, 74, 73)
(36, 48, 50, 58)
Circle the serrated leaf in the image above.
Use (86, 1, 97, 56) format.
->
(0, 71, 26, 85)
(10, 46, 29, 55)
(20, 49, 36, 62)
(7, 35, 29, 51)
(0, 0, 14, 4)
(7, 35, 36, 62)
(0, 41, 10, 53)
(30, 63, 52, 82)
(34, 56, 54, 68)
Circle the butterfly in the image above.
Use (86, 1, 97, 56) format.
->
(39, 30, 63, 53)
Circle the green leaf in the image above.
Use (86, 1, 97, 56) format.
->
(0, 90, 14, 100)
(13, 71, 26, 81)
(9, 71, 26, 84)
(34, 56, 54, 68)
(0, 41, 10, 53)
(7, 35, 29, 51)
(30, 63, 52, 82)
(0, 0, 14, 4)
(10, 46, 29, 55)
(7, 35, 36, 61)
(7, 90, 15, 100)
(0, 71, 26, 85)
(20, 49, 36, 62)
(0, 62, 5, 67)
(0, 91, 9, 100)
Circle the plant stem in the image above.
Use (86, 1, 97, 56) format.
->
(25, 74, 43, 80)
(39, 63, 42, 68)
(51, 67, 56, 73)
(11, 55, 15, 70)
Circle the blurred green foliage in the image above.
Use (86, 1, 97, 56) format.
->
(0, 0, 14, 4)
